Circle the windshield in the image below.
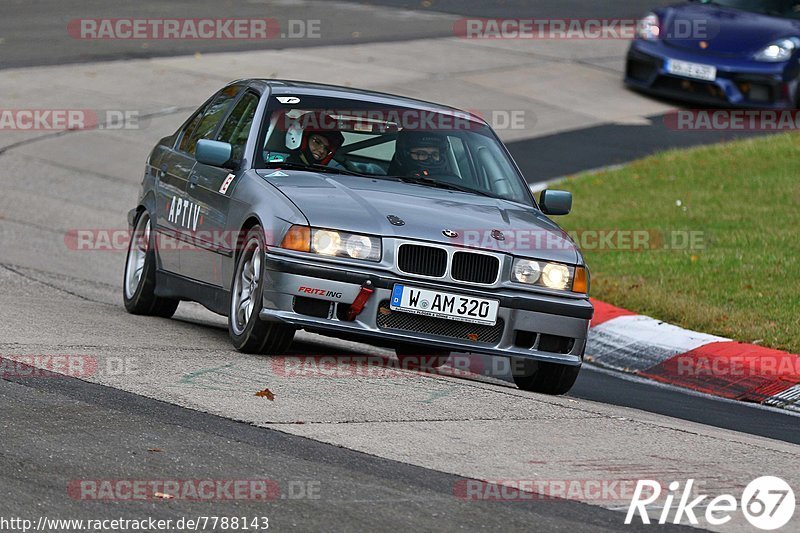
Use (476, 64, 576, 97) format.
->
(695, 0, 800, 18)
(257, 95, 534, 206)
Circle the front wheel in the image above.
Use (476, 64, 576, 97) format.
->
(512, 359, 581, 395)
(228, 225, 295, 354)
(123, 210, 179, 318)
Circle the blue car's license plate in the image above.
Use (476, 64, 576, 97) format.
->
(665, 58, 717, 82)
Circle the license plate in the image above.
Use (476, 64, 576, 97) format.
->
(390, 284, 499, 326)
(665, 59, 717, 82)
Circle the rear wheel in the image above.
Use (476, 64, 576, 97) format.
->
(229, 225, 295, 354)
(123, 210, 179, 318)
(395, 344, 450, 369)
(512, 358, 581, 395)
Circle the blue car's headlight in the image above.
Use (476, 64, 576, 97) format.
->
(637, 13, 660, 40)
(754, 37, 800, 62)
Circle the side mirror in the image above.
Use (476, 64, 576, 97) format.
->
(196, 139, 233, 168)
(539, 190, 572, 215)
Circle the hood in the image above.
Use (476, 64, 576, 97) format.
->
(258, 170, 580, 265)
(660, 4, 800, 56)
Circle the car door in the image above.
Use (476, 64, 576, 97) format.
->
(155, 105, 208, 273)
(179, 87, 258, 286)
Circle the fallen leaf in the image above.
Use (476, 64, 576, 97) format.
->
(255, 388, 275, 400)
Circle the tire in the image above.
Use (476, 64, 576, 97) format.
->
(395, 344, 450, 369)
(511, 358, 581, 395)
(229, 225, 295, 354)
(123, 210, 179, 318)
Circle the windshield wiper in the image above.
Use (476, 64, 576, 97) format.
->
(261, 161, 374, 178)
(393, 175, 499, 199)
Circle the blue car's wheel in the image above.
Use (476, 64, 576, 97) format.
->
(229, 225, 295, 354)
(123, 210, 179, 318)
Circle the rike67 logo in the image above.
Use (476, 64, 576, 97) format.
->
(626, 476, 795, 530)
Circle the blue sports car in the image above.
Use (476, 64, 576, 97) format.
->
(626, 0, 800, 108)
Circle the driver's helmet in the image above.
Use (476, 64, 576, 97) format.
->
(393, 130, 449, 175)
(285, 111, 345, 165)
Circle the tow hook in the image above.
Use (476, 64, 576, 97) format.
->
(346, 280, 374, 321)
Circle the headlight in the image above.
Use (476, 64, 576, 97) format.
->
(280, 225, 381, 261)
(511, 258, 589, 294)
(637, 13, 660, 40)
(512, 259, 542, 284)
(542, 263, 570, 290)
(754, 37, 800, 62)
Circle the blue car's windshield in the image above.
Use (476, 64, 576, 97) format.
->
(696, 0, 800, 18)
(257, 95, 534, 206)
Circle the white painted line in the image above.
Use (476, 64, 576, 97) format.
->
(764, 384, 800, 412)
(587, 314, 729, 372)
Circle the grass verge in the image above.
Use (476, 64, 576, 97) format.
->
(556, 132, 800, 353)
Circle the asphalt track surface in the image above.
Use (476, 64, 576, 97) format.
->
(506, 113, 770, 181)
(0, 0, 672, 70)
(0, 361, 691, 533)
(0, 1, 797, 531)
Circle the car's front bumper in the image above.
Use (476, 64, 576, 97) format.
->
(625, 40, 797, 109)
(259, 252, 591, 366)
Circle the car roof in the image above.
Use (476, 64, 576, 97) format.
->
(230, 78, 486, 123)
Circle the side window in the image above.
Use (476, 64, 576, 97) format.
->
(176, 108, 206, 153)
(216, 92, 259, 161)
(183, 85, 243, 156)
